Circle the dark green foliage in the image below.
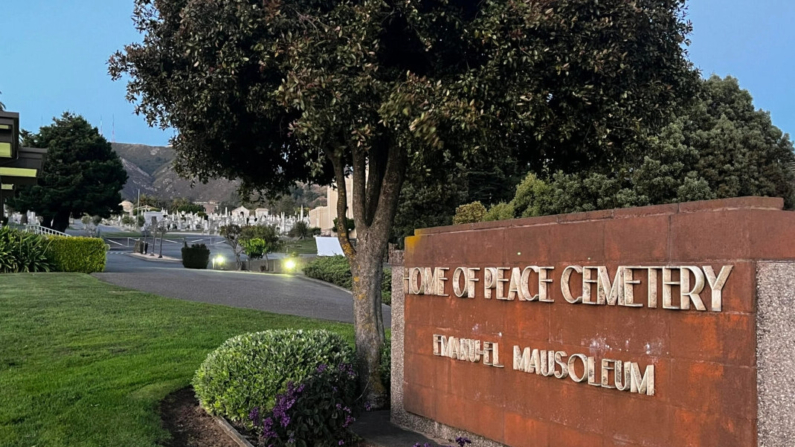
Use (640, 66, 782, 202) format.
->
(453, 202, 487, 225)
(483, 202, 515, 222)
(182, 243, 210, 269)
(0, 227, 53, 273)
(8, 113, 128, 233)
(482, 76, 795, 219)
(331, 218, 355, 234)
(380, 341, 391, 395)
(391, 180, 464, 247)
(240, 225, 283, 260)
(46, 236, 106, 273)
(193, 330, 354, 424)
(173, 203, 205, 214)
(303, 256, 391, 305)
(288, 221, 311, 239)
(250, 364, 360, 447)
(303, 256, 354, 289)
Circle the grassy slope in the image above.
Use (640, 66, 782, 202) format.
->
(281, 238, 317, 255)
(0, 274, 353, 447)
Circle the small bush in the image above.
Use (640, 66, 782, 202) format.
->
(193, 330, 354, 424)
(303, 256, 391, 305)
(47, 236, 106, 273)
(452, 201, 486, 224)
(182, 243, 210, 269)
(483, 202, 515, 222)
(0, 227, 53, 273)
(249, 363, 359, 447)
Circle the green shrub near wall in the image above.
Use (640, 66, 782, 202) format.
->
(46, 236, 107, 273)
(303, 255, 392, 305)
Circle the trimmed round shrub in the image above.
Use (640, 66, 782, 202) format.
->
(182, 243, 210, 269)
(193, 329, 354, 423)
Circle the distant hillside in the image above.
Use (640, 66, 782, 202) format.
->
(112, 143, 176, 176)
(112, 142, 239, 202)
(120, 157, 158, 200)
(151, 163, 240, 201)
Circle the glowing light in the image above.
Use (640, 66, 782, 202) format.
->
(215, 255, 225, 265)
(284, 259, 297, 271)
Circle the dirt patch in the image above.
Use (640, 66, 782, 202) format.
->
(160, 387, 242, 447)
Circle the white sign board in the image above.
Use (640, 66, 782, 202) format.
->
(315, 236, 344, 256)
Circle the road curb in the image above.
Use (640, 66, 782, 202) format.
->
(126, 253, 182, 263)
(295, 275, 353, 295)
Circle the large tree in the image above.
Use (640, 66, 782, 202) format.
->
(487, 75, 795, 217)
(110, 0, 696, 405)
(9, 113, 128, 232)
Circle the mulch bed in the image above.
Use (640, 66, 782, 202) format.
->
(160, 387, 243, 447)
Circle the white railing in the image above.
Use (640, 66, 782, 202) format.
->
(25, 225, 71, 238)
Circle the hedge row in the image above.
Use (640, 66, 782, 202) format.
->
(303, 256, 391, 305)
(46, 236, 107, 273)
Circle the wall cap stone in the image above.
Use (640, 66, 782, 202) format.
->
(414, 196, 786, 236)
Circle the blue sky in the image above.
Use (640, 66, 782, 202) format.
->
(1, 0, 793, 147)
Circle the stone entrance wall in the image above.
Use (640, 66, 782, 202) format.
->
(390, 197, 795, 447)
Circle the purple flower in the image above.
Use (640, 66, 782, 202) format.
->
(261, 417, 276, 439)
(455, 437, 472, 447)
(249, 407, 261, 426)
(364, 402, 372, 412)
(338, 441, 345, 446)
(338, 362, 356, 379)
(317, 364, 328, 373)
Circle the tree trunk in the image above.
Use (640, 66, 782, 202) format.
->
(350, 233, 389, 407)
(331, 140, 407, 409)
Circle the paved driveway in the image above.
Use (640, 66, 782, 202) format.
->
(94, 254, 391, 325)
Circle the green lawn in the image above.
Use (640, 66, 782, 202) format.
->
(281, 238, 317, 255)
(0, 274, 353, 447)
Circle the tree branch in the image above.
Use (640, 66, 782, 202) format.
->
(351, 147, 368, 232)
(365, 144, 388, 227)
(369, 142, 408, 241)
(329, 152, 356, 259)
